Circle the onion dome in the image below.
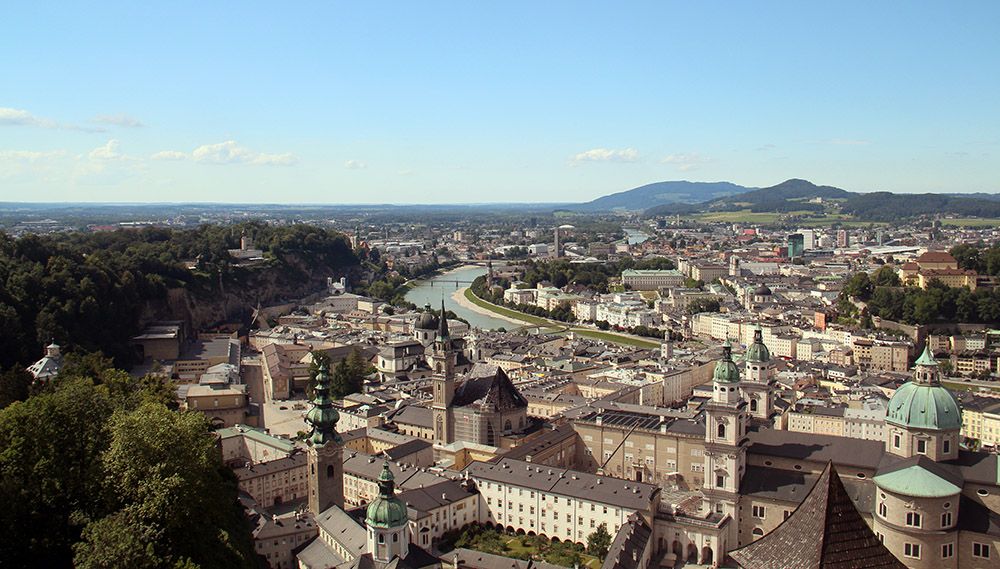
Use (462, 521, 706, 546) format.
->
(885, 345, 961, 431)
(365, 462, 408, 529)
(713, 340, 741, 383)
(306, 362, 341, 446)
(745, 325, 771, 363)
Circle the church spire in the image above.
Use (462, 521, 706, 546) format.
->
(306, 361, 341, 446)
(437, 298, 450, 341)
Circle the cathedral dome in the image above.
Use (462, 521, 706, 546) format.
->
(886, 346, 961, 431)
(753, 284, 773, 297)
(886, 381, 962, 431)
(365, 462, 408, 529)
(713, 341, 741, 383)
(415, 305, 439, 331)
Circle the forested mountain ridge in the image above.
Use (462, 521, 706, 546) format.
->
(569, 181, 752, 212)
(641, 178, 1000, 219)
(0, 223, 357, 371)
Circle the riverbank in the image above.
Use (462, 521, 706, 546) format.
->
(451, 287, 528, 327)
(460, 287, 661, 349)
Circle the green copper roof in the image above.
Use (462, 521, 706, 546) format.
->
(306, 362, 341, 446)
(915, 344, 937, 366)
(366, 462, 408, 528)
(874, 465, 962, 498)
(745, 325, 770, 364)
(886, 382, 962, 431)
(713, 340, 741, 383)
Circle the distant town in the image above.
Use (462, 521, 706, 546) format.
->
(6, 185, 1000, 569)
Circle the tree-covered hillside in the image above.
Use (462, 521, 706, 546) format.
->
(0, 223, 356, 371)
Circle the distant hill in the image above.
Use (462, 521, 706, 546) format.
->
(645, 178, 849, 216)
(569, 181, 751, 212)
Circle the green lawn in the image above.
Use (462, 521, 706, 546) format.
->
(691, 210, 783, 223)
(503, 536, 602, 569)
(943, 380, 1000, 394)
(463, 288, 551, 326)
(940, 218, 1000, 228)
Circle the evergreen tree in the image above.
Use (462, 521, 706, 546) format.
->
(587, 523, 612, 558)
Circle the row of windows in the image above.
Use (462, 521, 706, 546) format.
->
(876, 504, 953, 529)
(878, 535, 991, 561)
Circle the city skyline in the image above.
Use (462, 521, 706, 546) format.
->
(2, 2, 999, 203)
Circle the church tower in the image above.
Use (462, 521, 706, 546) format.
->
(365, 462, 410, 563)
(703, 341, 748, 546)
(741, 324, 775, 423)
(431, 299, 456, 445)
(306, 362, 344, 514)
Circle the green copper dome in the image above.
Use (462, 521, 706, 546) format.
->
(366, 462, 408, 529)
(713, 340, 741, 383)
(886, 342, 962, 431)
(886, 382, 962, 431)
(745, 325, 770, 363)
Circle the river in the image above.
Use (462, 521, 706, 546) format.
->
(404, 265, 514, 330)
(624, 228, 651, 245)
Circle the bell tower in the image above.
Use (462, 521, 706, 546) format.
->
(742, 324, 775, 423)
(703, 341, 748, 547)
(306, 362, 344, 514)
(431, 299, 456, 445)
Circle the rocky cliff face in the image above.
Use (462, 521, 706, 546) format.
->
(138, 256, 354, 331)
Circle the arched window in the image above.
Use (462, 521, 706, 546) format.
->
(752, 528, 764, 538)
(717, 423, 726, 438)
(378, 534, 385, 544)
(504, 420, 512, 433)
(327, 464, 335, 478)
(393, 533, 399, 542)
(750, 399, 758, 412)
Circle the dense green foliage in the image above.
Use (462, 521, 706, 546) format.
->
(586, 523, 612, 558)
(686, 297, 721, 314)
(309, 349, 372, 399)
(0, 224, 355, 371)
(950, 243, 1000, 276)
(839, 261, 1000, 325)
(0, 364, 254, 568)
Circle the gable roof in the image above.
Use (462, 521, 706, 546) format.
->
(729, 462, 906, 569)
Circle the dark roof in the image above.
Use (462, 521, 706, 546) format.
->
(449, 548, 563, 569)
(453, 366, 528, 411)
(958, 494, 1000, 536)
(388, 405, 434, 428)
(747, 429, 892, 471)
(602, 513, 653, 569)
(398, 480, 476, 516)
(384, 439, 433, 461)
(741, 466, 875, 514)
(501, 424, 577, 462)
(730, 462, 906, 569)
(949, 450, 1000, 486)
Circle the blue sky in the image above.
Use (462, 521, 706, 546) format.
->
(1, 2, 998, 203)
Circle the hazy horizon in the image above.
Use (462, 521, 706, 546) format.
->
(3, 2, 999, 203)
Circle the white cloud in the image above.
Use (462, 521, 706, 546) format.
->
(344, 159, 367, 170)
(151, 150, 188, 161)
(191, 140, 296, 166)
(660, 153, 711, 171)
(571, 147, 640, 164)
(89, 139, 125, 161)
(0, 107, 104, 132)
(0, 150, 66, 162)
(0, 107, 49, 127)
(93, 113, 145, 128)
